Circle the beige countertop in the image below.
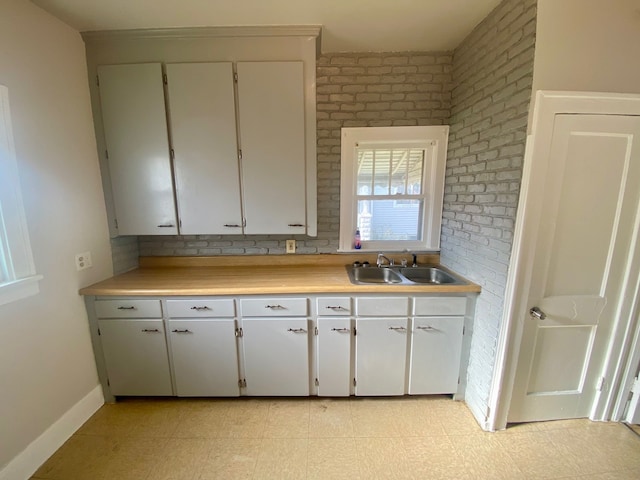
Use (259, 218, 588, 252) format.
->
(79, 254, 481, 296)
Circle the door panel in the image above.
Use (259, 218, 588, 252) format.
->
(510, 114, 640, 422)
(236, 62, 306, 234)
(165, 63, 243, 234)
(98, 63, 177, 235)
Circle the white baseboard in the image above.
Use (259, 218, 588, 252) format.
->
(0, 385, 104, 480)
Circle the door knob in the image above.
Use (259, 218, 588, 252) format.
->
(529, 306, 547, 320)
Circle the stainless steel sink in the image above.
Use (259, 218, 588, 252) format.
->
(347, 265, 466, 285)
(351, 267, 404, 284)
(399, 267, 460, 284)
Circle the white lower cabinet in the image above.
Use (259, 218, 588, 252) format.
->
(317, 317, 352, 396)
(355, 317, 409, 396)
(98, 318, 173, 396)
(169, 319, 239, 397)
(409, 316, 464, 394)
(241, 318, 310, 396)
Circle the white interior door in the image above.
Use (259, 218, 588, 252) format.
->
(509, 114, 640, 423)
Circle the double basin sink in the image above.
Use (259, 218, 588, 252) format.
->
(347, 265, 466, 285)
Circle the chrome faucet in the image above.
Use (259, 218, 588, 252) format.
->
(376, 253, 393, 268)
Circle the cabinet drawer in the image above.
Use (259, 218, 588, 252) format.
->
(355, 297, 409, 317)
(240, 298, 308, 317)
(166, 299, 235, 318)
(95, 299, 161, 318)
(317, 297, 351, 316)
(413, 297, 467, 316)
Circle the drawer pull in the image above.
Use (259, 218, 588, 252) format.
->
(326, 306, 347, 311)
(223, 224, 242, 228)
(172, 329, 192, 334)
(288, 223, 305, 227)
(141, 328, 160, 333)
(190, 306, 211, 311)
(117, 306, 136, 310)
(388, 326, 407, 332)
(265, 304, 285, 310)
(287, 328, 307, 333)
(331, 327, 351, 333)
(416, 326, 436, 331)
(157, 224, 175, 228)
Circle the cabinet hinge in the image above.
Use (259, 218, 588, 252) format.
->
(163, 74, 168, 85)
(353, 378, 357, 387)
(315, 378, 319, 387)
(597, 376, 606, 392)
(238, 378, 247, 388)
(242, 218, 246, 228)
(485, 406, 491, 421)
(353, 327, 357, 336)
(96, 75, 100, 87)
(235, 328, 243, 338)
(314, 327, 318, 336)
(105, 149, 109, 160)
(114, 218, 118, 229)
(106, 378, 110, 387)
(238, 149, 243, 160)
(234, 72, 238, 83)
(462, 326, 465, 335)
(97, 328, 101, 336)
(170, 148, 175, 160)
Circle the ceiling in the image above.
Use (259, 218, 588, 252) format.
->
(31, 0, 502, 53)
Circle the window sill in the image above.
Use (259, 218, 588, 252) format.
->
(0, 275, 43, 307)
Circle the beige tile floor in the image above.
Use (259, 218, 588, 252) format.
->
(31, 396, 640, 480)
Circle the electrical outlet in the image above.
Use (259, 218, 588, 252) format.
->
(75, 251, 92, 271)
(286, 239, 296, 254)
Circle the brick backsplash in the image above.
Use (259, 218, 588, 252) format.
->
(138, 52, 454, 257)
(439, 0, 536, 423)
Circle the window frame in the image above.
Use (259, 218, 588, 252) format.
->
(0, 85, 41, 306)
(339, 126, 449, 252)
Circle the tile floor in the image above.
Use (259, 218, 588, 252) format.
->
(32, 396, 640, 480)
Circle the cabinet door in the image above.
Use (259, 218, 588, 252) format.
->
(97, 63, 177, 235)
(355, 318, 408, 396)
(409, 317, 464, 394)
(98, 319, 173, 396)
(242, 318, 309, 396)
(317, 318, 351, 396)
(165, 63, 243, 234)
(169, 319, 239, 397)
(236, 62, 307, 234)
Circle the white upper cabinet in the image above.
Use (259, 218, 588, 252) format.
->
(165, 63, 243, 234)
(236, 62, 307, 234)
(97, 63, 177, 235)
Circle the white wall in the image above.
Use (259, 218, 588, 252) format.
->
(533, 0, 640, 95)
(0, 0, 112, 472)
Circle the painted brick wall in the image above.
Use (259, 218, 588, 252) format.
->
(110, 236, 139, 274)
(138, 52, 453, 257)
(439, 0, 536, 423)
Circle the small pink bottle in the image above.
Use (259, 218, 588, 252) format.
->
(354, 229, 362, 249)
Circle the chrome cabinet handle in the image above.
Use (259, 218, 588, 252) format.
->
(141, 328, 160, 333)
(388, 326, 407, 331)
(265, 304, 285, 310)
(331, 327, 351, 333)
(326, 306, 348, 311)
(171, 329, 192, 333)
(287, 328, 307, 333)
(190, 306, 211, 311)
(529, 306, 547, 320)
(117, 306, 136, 310)
(416, 326, 436, 331)
(157, 224, 175, 228)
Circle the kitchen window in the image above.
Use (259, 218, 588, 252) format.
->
(0, 85, 41, 306)
(339, 126, 448, 252)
